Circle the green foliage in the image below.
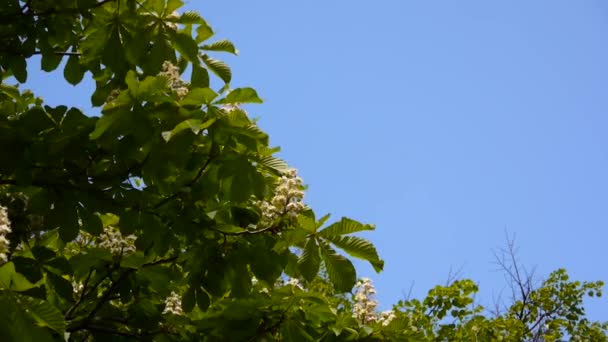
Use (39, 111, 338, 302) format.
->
(0, 1, 605, 341)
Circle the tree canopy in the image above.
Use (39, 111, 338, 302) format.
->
(0, 1, 606, 341)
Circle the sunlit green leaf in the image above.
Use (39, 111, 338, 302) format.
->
(202, 54, 231, 83)
(216, 87, 263, 104)
(202, 39, 238, 55)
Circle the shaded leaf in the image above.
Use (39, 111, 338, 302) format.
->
(298, 238, 321, 282)
(63, 55, 85, 85)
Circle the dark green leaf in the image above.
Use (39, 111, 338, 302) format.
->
(196, 288, 210, 311)
(41, 52, 62, 72)
(182, 286, 195, 313)
(171, 32, 199, 63)
(191, 65, 210, 88)
(63, 55, 85, 85)
(9, 56, 27, 82)
(0, 262, 36, 292)
(298, 238, 321, 282)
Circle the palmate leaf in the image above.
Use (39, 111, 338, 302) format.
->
(322, 235, 384, 272)
(319, 241, 356, 293)
(201, 39, 238, 55)
(318, 217, 375, 237)
(298, 238, 321, 282)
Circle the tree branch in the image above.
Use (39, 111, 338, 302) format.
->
(65, 268, 94, 320)
(153, 152, 216, 209)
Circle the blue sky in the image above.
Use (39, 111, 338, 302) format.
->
(24, 0, 608, 320)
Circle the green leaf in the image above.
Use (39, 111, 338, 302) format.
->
(201, 39, 238, 55)
(196, 288, 210, 311)
(165, 0, 184, 14)
(258, 156, 288, 174)
(319, 242, 356, 293)
(191, 65, 210, 88)
(202, 55, 231, 83)
(79, 209, 103, 235)
(47, 201, 79, 243)
(297, 215, 318, 233)
(0, 295, 54, 342)
(9, 56, 27, 82)
(171, 32, 200, 63)
(318, 217, 375, 237)
(89, 114, 120, 140)
(298, 238, 321, 282)
(322, 235, 384, 272)
(136, 75, 169, 99)
(21, 297, 66, 334)
(216, 88, 263, 104)
(283, 319, 314, 342)
(121, 253, 146, 269)
(195, 21, 214, 43)
(161, 118, 215, 142)
(180, 87, 218, 106)
(41, 52, 62, 72)
(175, 11, 205, 24)
(182, 287, 195, 313)
(63, 55, 85, 85)
(214, 224, 246, 234)
(0, 262, 36, 292)
(142, 0, 165, 14)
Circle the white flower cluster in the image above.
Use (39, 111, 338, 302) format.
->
(165, 11, 180, 30)
(379, 310, 396, 326)
(98, 227, 136, 256)
(258, 168, 306, 226)
(353, 278, 396, 326)
(0, 206, 11, 263)
(285, 277, 304, 290)
(353, 278, 379, 323)
(72, 281, 84, 299)
(105, 88, 121, 103)
(159, 61, 188, 99)
(162, 291, 183, 315)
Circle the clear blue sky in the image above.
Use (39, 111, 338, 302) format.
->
(24, 0, 608, 320)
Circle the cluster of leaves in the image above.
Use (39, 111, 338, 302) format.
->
(0, 0, 605, 341)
